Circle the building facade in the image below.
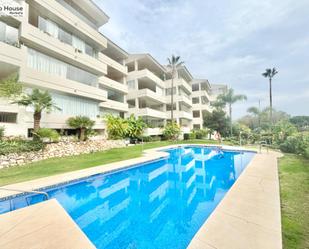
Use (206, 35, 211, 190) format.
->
(0, 0, 226, 138)
(0, 0, 129, 137)
(126, 54, 166, 136)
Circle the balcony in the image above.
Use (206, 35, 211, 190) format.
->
(192, 89, 211, 102)
(19, 67, 107, 102)
(181, 127, 191, 133)
(167, 111, 193, 120)
(30, 0, 107, 49)
(192, 103, 212, 113)
(0, 42, 24, 67)
(130, 108, 167, 119)
(193, 117, 204, 125)
(20, 24, 107, 75)
(98, 53, 127, 75)
(99, 76, 128, 94)
(99, 99, 128, 112)
(127, 69, 164, 88)
(166, 95, 192, 107)
(143, 128, 163, 136)
(127, 89, 166, 104)
(165, 78, 191, 94)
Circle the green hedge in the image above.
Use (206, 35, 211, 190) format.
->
(0, 140, 45, 155)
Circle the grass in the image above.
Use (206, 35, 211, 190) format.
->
(0, 139, 222, 186)
(279, 154, 309, 249)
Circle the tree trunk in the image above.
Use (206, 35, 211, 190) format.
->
(33, 111, 41, 141)
(229, 103, 232, 138)
(171, 71, 174, 123)
(269, 78, 273, 125)
(80, 127, 86, 141)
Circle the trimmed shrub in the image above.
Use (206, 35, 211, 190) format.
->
(0, 139, 44, 155)
(279, 133, 309, 155)
(0, 126, 4, 140)
(139, 136, 161, 143)
(34, 128, 60, 142)
(67, 116, 95, 141)
(162, 122, 181, 140)
(194, 129, 209, 139)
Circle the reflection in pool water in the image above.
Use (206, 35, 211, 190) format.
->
(0, 146, 255, 249)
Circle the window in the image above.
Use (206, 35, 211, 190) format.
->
(166, 104, 176, 111)
(0, 112, 17, 123)
(192, 97, 200, 104)
(27, 48, 98, 86)
(201, 83, 208, 91)
(58, 28, 72, 45)
(192, 83, 199, 92)
(0, 21, 19, 46)
(193, 111, 200, 118)
(127, 80, 135, 90)
(107, 89, 124, 103)
(193, 124, 201, 129)
(51, 92, 99, 118)
(201, 96, 209, 104)
(166, 87, 176, 95)
(38, 16, 96, 58)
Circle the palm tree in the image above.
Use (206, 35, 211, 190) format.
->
(167, 55, 184, 122)
(12, 89, 60, 140)
(217, 88, 247, 137)
(67, 116, 95, 141)
(247, 106, 261, 127)
(262, 68, 278, 125)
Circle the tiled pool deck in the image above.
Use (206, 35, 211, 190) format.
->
(0, 145, 282, 249)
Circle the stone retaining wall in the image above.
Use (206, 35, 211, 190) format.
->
(0, 140, 125, 168)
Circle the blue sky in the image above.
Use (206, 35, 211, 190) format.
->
(95, 0, 309, 119)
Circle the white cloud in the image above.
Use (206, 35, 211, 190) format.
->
(95, 0, 309, 117)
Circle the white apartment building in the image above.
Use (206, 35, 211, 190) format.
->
(0, 0, 129, 137)
(126, 54, 167, 136)
(192, 80, 228, 129)
(191, 79, 212, 129)
(0, 1, 226, 138)
(165, 66, 193, 133)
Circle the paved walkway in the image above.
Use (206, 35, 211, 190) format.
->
(0, 199, 95, 249)
(188, 152, 283, 249)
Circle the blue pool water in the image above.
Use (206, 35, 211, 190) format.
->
(0, 146, 255, 249)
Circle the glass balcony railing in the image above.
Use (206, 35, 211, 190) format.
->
(27, 48, 98, 87)
(0, 21, 19, 47)
(35, 16, 98, 58)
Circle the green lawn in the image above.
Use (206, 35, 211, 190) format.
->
(279, 154, 309, 249)
(0, 139, 221, 186)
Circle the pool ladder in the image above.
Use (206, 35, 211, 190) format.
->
(0, 187, 50, 200)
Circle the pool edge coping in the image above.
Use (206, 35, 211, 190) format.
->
(0, 143, 255, 200)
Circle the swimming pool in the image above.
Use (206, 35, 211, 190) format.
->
(0, 146, 255, 249)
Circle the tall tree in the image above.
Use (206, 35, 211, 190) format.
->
(217, 88, 247, 137)
(247, 106, 261, 127)
(167, 55, 184, 122)
(203, 109, 229, 137)
(262, 68, 278, 125)
(12, 89, 60, 140)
